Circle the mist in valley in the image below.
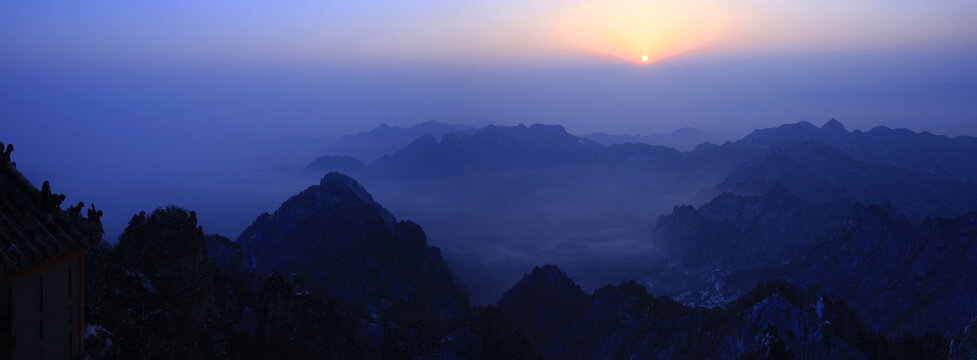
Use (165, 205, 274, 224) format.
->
(5, 60, 977, 303)
(6, 2, 977, 357)
(4, 30, 977, 305)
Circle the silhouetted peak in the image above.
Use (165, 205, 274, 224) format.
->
(394, 220, 427, 248)
(528, 265, 574, 285)
(412, 120, 465, 134)
(383, 133, 446, 163)
(865, 125, 896, 135)
(739, 121, 825, 148)
(497, 264, 590, 352)
(319, 172, 375, 204)
(726, 280, 812, 314)
(116, 206, 207, 274)
(593, 280, 650, 301)
(752, 121, 817, 134)
(370, 123, 393, 133)
(793, 121, 818, 130)
(822, 118, 847, 133)
(509, 264, 584, 295)
(497, 264, 588, 323)
(693, 142, 721, 152)
(529, 123, 567, 133)
(670, 204, 700, 216)
(392, 133, 443, 156)
(475, 123, 571, 138)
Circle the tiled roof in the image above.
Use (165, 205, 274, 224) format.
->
(0, 143, 102, 278)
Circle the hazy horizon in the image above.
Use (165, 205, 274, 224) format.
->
(6, 2, 977, 357)
(3, 0, 977, 242)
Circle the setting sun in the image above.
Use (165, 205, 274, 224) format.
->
(554, 0, 732, 64)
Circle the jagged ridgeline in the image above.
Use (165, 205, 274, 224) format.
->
(494, 265, 946, 359)
(236, 172, 470, 329)
(298, 119, 977, 306)
(71, 119, 977, 359)
(84, 174, 541, 359)
(72, 169, 966, 359)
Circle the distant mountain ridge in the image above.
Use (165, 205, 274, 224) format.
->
(311, 119, 977, 185)
(311, 119, 977, 195)
(718, 141, 977, 219)
(583, 127, 715, 151)
(723, 119, 977, 183)
(299, 118, 977, 305)
(314, 120, 472, 165)
(307, 122, 693, 179)
(372, 123, 607, 177)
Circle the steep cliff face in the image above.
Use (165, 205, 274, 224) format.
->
(656, 188, 977, 338)
(86, 204, 539, 359)
(790, 206, 977, 336)
(950, 316, 977, 360)
(237, 172, 469, 326)
(655, 187, 848, 271)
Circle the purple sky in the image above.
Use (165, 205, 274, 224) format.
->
(2, 1, 976, 240)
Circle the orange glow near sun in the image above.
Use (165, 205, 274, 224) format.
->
(554, 0, 732, 64)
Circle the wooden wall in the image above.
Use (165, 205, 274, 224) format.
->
(1, 256, 82, 360)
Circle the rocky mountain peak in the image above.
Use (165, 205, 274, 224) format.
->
(821, 118, 847, 134)
(319, 172, 376, 204)
(496, 265, 590, 355)
(518, 265, 584, 295)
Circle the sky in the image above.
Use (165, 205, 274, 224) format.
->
(2, 0, 977, 240)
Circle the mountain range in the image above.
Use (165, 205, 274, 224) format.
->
(497, 266, 945, 359)
(76, 117, 977, 358)
(300, 118, 977, 304)
(84, 170, 962, 358)
(582, 127, 716, 151)
(312, 120, 473, 165)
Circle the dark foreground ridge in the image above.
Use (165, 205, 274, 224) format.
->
(81, 171, 961, 359)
